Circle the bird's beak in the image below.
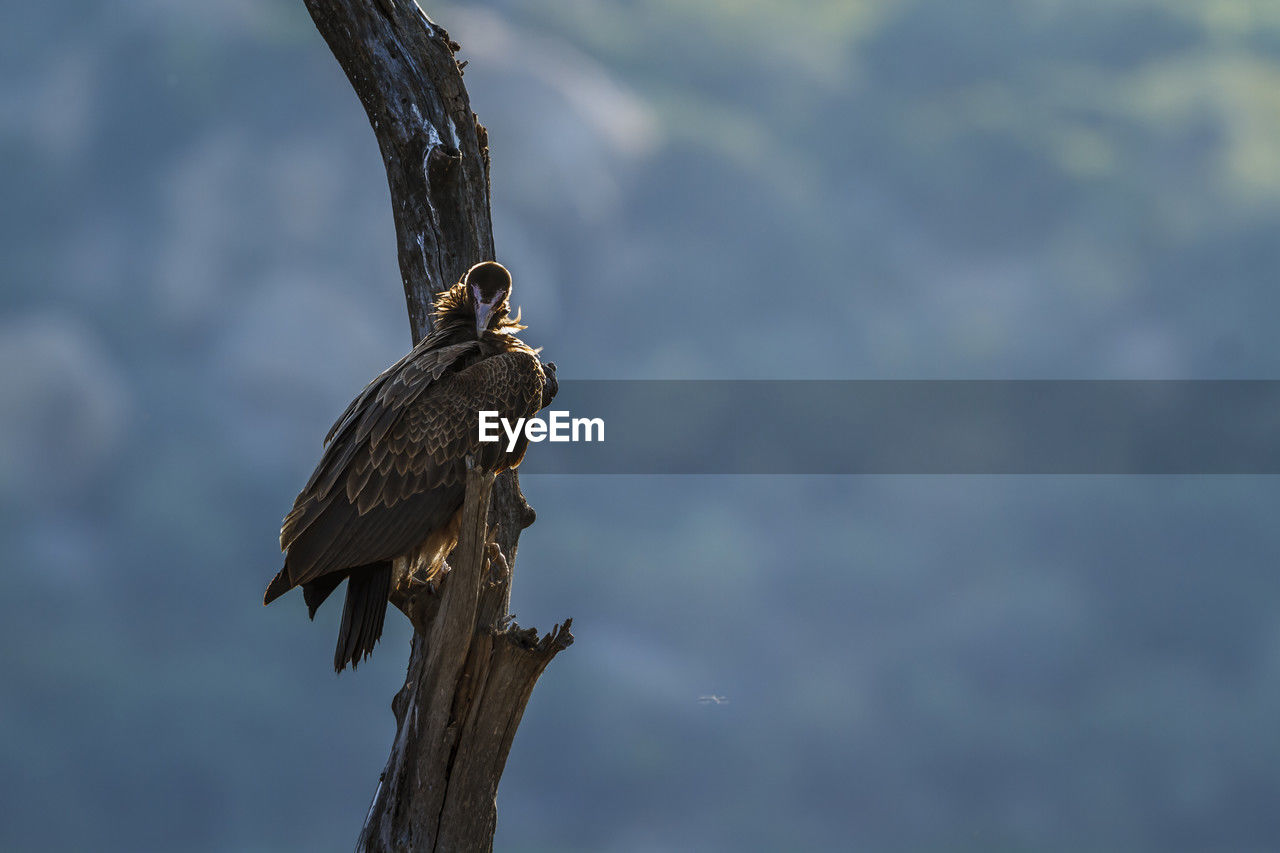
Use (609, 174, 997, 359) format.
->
(475, 301, 493, 335)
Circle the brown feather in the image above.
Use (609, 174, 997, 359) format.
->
(265, 264, 551, 672)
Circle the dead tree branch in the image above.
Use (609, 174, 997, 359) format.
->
(298, 1, 572, 849)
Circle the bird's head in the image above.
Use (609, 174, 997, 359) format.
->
(432, 261, 526, 339)
(465, 261, 512, 335)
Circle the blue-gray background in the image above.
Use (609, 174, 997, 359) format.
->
(5, 1, 1280, 850)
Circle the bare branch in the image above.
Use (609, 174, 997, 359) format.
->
(294, 2, 571, 849)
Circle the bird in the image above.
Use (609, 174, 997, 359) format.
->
(263, 261, 556, 671)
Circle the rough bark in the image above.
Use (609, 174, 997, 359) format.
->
(298, 2, 572, 849)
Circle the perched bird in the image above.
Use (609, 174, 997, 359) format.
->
(264, 261, 555, 671)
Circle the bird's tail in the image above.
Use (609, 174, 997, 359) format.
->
(334, 562, 392, 672)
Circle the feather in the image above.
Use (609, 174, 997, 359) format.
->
(264, 265, 552, 672)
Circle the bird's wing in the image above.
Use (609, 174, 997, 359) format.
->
(281, 339, 479, 552)
(343, 348, 546, 513)
(313, 340, 481, 484)
(278, 349, 546, 586)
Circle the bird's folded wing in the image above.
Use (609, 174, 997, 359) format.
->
(281, 349, 545, 553)
(350, 350, 547, 512)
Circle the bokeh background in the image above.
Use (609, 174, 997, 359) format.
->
(6, 1, 1280, 850)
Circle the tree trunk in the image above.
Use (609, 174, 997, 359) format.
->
(297, 2, 572, 849)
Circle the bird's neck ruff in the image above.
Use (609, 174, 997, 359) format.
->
(431, 280, 527, 338)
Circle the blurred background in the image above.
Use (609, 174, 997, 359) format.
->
(5, 1, 1280, 850)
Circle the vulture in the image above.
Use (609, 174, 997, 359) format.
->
(263, 261, 556, 671)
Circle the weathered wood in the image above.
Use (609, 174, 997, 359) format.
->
(297, 2, 571, 849)
(303, 0, 491, 341)
(362, 469, 569, 851)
